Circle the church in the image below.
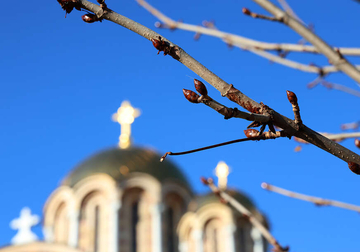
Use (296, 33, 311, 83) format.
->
(0, 101, 269, 252)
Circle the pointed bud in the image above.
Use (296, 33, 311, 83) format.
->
(286, 90, 298, 105)
(355, 139, 360, 149)
(200, 177, 209, 185)
(242, 8, 251, 15)
(194, 79, 208, 96)
(151, 38, 162, 50)
(82, 14, 99, 23)
(183, 89, 200, 103)
(244, 129, 259, 138)
(348, 162, 360, 175)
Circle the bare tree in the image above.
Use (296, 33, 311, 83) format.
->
(56, 0, 360, 251)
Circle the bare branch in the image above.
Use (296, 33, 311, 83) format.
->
(202, 178, 289, 252)
(262, 183, 360, 213)
(253, 0, 360, 87)
(138, 0, 360, 56)
(61, 0, 360, 172)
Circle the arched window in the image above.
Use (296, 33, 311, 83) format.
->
(131, 201, 139, 252)
(78, 191, 104, 252)
(203, 218, 221, 252)
(235, 217, 253, 252)
(119, 188, 144, 252)
(163, 193, 186, 252)
(53, 202, 69, 244)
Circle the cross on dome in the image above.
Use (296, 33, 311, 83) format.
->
(10, 207, 40, 245)
(112, 101, 141, 149)
(215, 161, 230, 190)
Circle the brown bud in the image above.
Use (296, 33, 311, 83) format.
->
(348, 162, 360, 175)
(200, 177, 209, 185)
(82, 14, 99, 23)
(194, 79, 208, 96)
(286, 90, 298, 105)
(183, 89, 200, 103)
(355, 139, 360, 149)
(242, 8, 251, 15)
(244, 129, 259, 138)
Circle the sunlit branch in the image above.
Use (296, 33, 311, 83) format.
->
(202, 177, 289, 252)
(262, 183, 360, 213)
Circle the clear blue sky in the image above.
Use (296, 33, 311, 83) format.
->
(1, 0, 360, 251)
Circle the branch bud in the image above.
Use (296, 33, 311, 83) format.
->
(194, 79, 208, 96)
(82, 14, 100, 23)
(348, 162, 360, 175)
(286, 90, 298, 105)
(182, 89, 200, 103)
(244, 129, 259, 138)
(355, 139, 360, 149)
(200, 177, 209, 185)
(242, 8, 251, 16)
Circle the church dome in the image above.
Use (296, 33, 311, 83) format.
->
(62, 146, 192, 191)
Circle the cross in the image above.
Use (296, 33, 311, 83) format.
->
(215, 161, 230, 190)
(10, 207, 40, 245)
(112, 101, 140, 149)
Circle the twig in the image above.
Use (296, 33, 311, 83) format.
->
(137, 0, 360, 56)
(202, 178, 289, 252)
(286, 90, 302, 125)
(262, 183, 360, 213)
(160, 130, 288, 162)
(183, 79, 271, 123)
(58, 0, 360, 172)
(341, 121, 360, 131)
(320, 80, 360, 98)
(242, 8, 280, 22)
(253, 0, 360, 87)
(277, 0, 305, 24)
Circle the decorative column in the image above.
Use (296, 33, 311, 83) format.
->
(109, 201, 121, 252)
(251, 227, 264, 252)
(192, 229, 203, 252)
(151, 203, 162, 252)
(68, 209, 79, 247)
(178, 241, 188, 252)
(223, 224, 236, 252)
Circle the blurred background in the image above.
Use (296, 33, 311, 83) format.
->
(1, 0, 360, 251)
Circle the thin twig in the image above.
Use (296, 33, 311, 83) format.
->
(253, 0, 360, 87)
(160, 131, 288, 161)
(262, 183, 360, 213)
(242, 8, 280, 22)
(277, 0, 305, 24)
(202, 178, 289, 252)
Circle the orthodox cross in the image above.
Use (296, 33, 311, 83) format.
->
(215, 161, 230, 190)
(112, 101, 140, 149)
(10, 207, 39, 245)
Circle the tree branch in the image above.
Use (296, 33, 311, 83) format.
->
(138, 0, 360, 56)
(61, 0, 360, 173)
(202, 177, 289, 252)
(253, 0, 360, 87)
(262, 183, 360, 213)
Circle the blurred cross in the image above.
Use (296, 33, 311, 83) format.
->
(112, 101, 140, 149)
(215, 161, 230, 190)
(10, 207, 39, 245)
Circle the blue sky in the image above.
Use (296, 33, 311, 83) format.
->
(1, 0, 360, 251)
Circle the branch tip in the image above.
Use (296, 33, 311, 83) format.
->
(194, 79, 208, 96)
(348, 162, 360, 175)
(182, 89, 200, 103)
(261, 182, 269, 189)
(355, 139, 360, 149)
(160, 152, 171, 162)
